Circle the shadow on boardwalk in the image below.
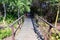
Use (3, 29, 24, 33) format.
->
(31, 18, 44, 40)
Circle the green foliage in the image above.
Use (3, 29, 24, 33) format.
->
(51, 32, 60, 40)
(16, 0, 32, 13)
(0, 27, 12, 40)
(0, 0, 32, 18)
(5, 13, 17, 24)
(0, 16, 3, 22)
(0, 0, 32, 24)
(5, 0, 32, 14)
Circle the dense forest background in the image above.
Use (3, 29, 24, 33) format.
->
(32, 0, 60, 23)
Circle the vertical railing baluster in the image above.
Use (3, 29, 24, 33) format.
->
(20, 19, 21, 29)
(11, 26, 15, 40)
(19, 19, 21, 29)
(44, 33, 46, 40)
(48, 26, 52, 40)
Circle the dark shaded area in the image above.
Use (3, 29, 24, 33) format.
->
(30, 6, 35, 18)
(31, 18, 44, 40)
(0, 4, 4, 16)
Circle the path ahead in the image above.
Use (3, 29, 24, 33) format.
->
(15, 18, 38, 40)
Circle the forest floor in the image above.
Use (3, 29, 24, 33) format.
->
(57, 23, 60, 31)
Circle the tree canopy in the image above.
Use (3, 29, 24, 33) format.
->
(0, 0, 32, 14)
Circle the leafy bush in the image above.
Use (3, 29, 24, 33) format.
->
(50, 28, 60, 40)
(0, 27, 12, 40)
(50, 33, 60, 40)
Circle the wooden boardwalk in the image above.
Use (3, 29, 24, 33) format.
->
(15, 18, 38, 40)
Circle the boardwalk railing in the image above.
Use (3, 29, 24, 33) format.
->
(34, 15, 59, 40)
(8, 14, 25, 40)
(38, 16, 54, 40)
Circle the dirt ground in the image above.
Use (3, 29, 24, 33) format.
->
(56, 23, 60, 31)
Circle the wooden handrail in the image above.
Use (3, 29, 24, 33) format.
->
(38, 16, 55, 28)
(8, 14, 25, 40)
(9, 15, 24, 27)
(0, 15, 25, 40)
(34, 15, 56, 40)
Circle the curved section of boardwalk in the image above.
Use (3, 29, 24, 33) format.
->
(15, 18, 38, 40)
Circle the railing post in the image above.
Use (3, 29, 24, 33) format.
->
(48, 26, 52, 40)
(11, 26, 15, 40)
(18, 18, 20, 29)
(44, 33, 48, 40)
(44, 25, 52, 40)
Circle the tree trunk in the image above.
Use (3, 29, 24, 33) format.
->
(3, 3, 6, 25)
(18, 8, 20, 18)
(55, 6, 59, 27)
(18, 8, 20, 25)
(3, 3, 6, 20)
